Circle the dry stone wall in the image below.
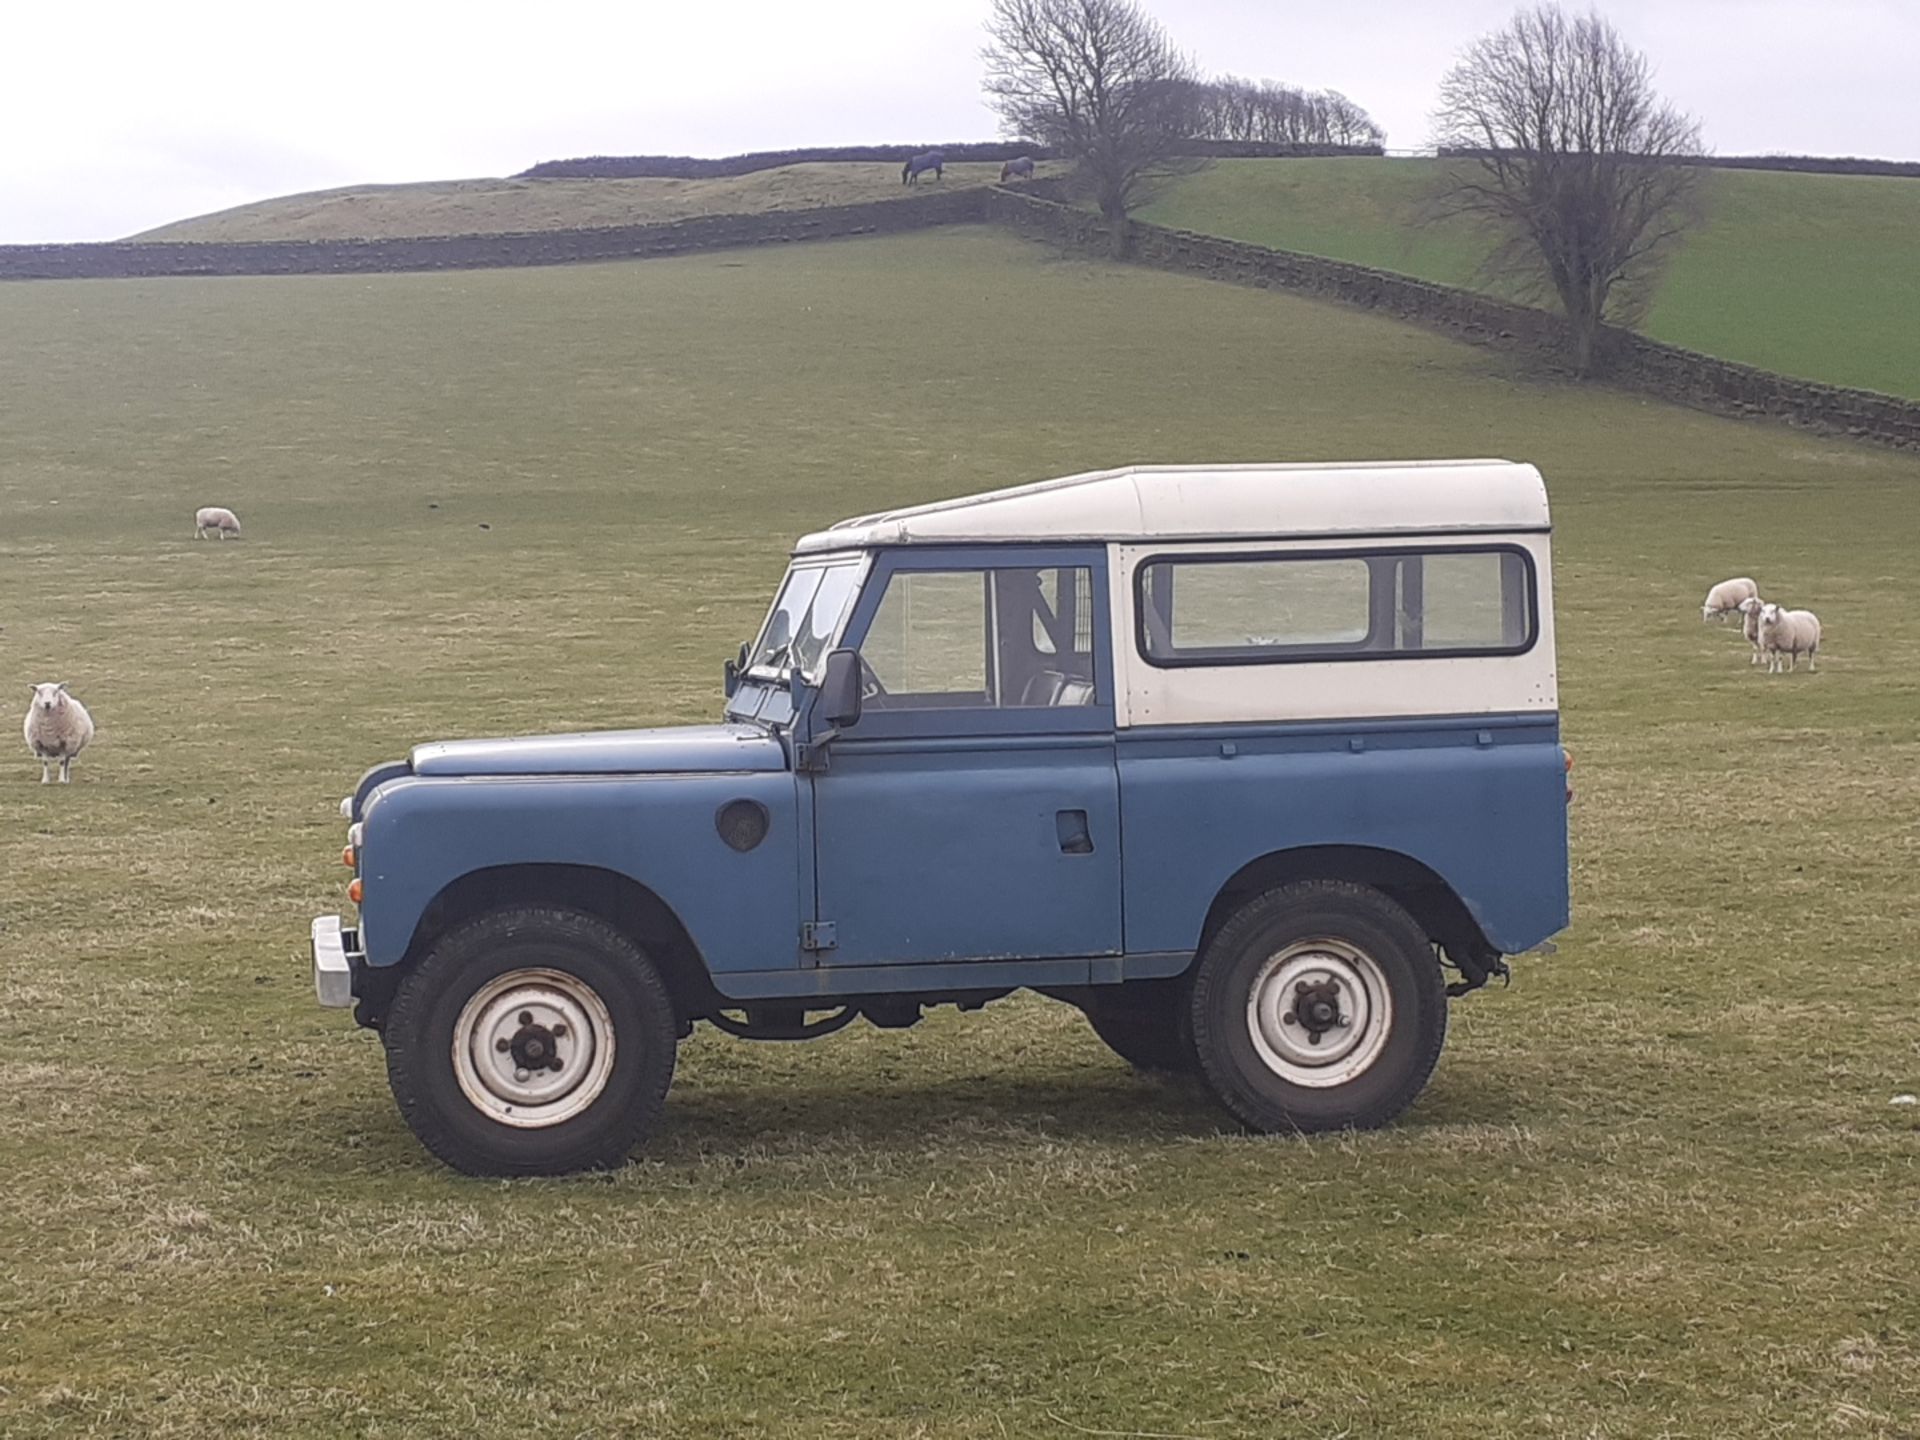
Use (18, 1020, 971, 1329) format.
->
(0, 189, 993, 281)
(983, 189, 1920, 450)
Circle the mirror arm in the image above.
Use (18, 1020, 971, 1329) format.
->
(798, 648, 863, 771)
(795, 725, 838, 773)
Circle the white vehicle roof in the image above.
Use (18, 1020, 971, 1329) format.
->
(794, 460, 1549, 554)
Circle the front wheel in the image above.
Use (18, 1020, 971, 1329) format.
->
(1190, 881, 1446, 1133)
(384, 907, 677, 1176)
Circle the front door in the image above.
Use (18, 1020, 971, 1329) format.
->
(809, 547, 1122, 967)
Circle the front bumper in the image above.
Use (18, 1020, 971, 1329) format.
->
(311, 914, 360, 1008)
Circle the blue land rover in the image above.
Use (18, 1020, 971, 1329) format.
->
(313, 461, 1570, 1175)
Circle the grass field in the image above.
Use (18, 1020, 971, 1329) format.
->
(1139, 158, 1920, 399)
(3, 227, 1919, 1438)
(129, 162, 1007, 242)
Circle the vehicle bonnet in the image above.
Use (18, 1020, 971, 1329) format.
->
(410, 723, 787, 777)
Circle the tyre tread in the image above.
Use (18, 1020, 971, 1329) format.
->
(384, 906, 675, 1176)
(1190, 880, 1446, 1133)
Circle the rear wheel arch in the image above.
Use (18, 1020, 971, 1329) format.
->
(1199, 845, 1494, 968)
(362, 863, 717, 1029)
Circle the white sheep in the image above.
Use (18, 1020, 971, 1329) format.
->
(1758, 602, 1822, 675)
(195, 506, 242, 540)
(1702, 577, 1758, 622)
(1736, 595, 1768, 665)
(23, 682, 94, 784)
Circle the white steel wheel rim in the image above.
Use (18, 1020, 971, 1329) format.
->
(1246, 939, 1393, 1088)
(452, 968, 617, 1129)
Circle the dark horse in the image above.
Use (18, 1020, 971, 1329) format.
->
(999, 156, 1036, 182)
(902, 151, 944, 185)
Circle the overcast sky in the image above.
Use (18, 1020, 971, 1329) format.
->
(3, 0, 1914, 243)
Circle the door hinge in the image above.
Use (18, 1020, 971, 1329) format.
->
(801, 921, 838, 953)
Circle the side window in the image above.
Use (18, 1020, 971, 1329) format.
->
(1404, 551, 1530, 650)
(1138, 548, 1535, 665)
(859, 565, 1098, 710)
(862, 571, 988, 703)
(1164, 558, 1370, 650)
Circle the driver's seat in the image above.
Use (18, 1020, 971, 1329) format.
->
(1017, 670, 1069, 707)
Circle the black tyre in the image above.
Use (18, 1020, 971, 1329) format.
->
(1082, 981, 1197, 1074)
(1189, 881, 1446, 1133)
(384, 907, 677, 1176)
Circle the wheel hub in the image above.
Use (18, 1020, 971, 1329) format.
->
(1246, 941, 1393, 1088)
(1286, 977, 1346, 1041)
(453, 970, 617, 1129)
(508, 1017, 566, 1073)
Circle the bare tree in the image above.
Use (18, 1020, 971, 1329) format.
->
(983, 0, 1201, 254)
(1323, 91, 1385, 147)
(1432, 4, 1703, 376)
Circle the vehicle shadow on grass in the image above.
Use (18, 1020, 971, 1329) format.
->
(305, 1057, 1540, 1183)
(651, 1064, 1232, 1155)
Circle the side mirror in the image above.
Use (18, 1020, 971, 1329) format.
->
(819, 648, 863, 730)
(723, 658, 739, 698)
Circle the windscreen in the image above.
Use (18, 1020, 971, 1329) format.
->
(746, 561, 862, 680)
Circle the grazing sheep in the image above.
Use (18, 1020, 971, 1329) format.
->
(1758, 602, 1822, 674)
(23, 682, 94, 784)
(1736, 595, 1768, 665)
(1702, 576, 1758, 621)
(195, 506, 242, 540)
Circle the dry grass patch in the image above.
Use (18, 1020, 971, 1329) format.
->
(131, 163, 1007, 242)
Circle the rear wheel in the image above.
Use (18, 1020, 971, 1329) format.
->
(384, 907, 677, 1176)
(1190, 881, 1446, 1133)
(1082, 981, 1196, 1074)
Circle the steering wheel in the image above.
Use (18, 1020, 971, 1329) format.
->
(857, 655, 889, 702)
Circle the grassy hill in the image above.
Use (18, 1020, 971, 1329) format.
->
(4, 229, 1919, 1436)
(136, 153, 1919, 401)
(130, 161, 1007, 242)
(1139, 157, 1920, 398)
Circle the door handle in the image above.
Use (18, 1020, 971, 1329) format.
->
(1056, 809, 1094, 855)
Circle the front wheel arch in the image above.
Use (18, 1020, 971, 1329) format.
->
(363, 863, 718, 1030)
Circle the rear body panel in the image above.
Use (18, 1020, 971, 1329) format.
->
(1116, 713, 1569, 956)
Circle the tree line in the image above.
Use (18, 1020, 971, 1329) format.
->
(1187, 77, 1384, 149)
(984, 0, 1706, 377)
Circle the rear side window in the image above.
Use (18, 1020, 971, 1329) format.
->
(1137, 546, 1535, 666)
